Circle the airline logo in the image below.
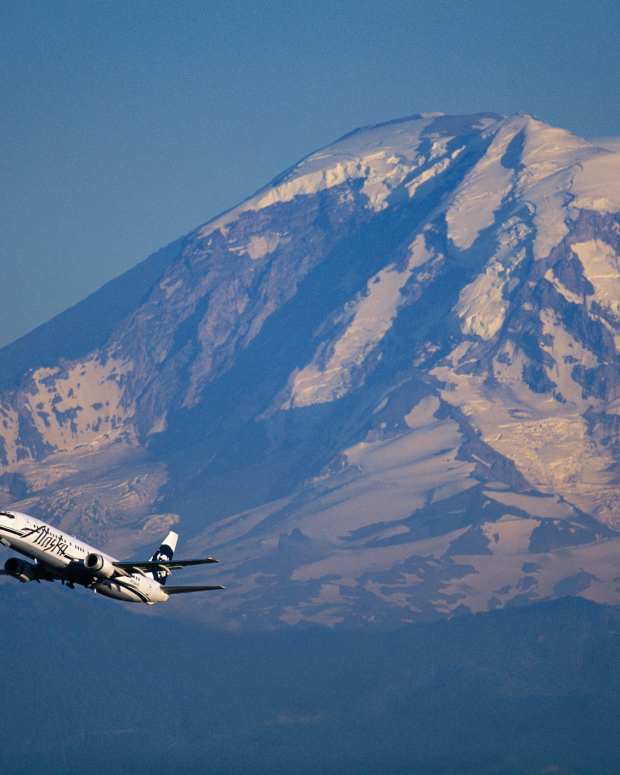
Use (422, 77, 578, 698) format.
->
(20, 524, 71, 558)
(151, 542, 174, 585)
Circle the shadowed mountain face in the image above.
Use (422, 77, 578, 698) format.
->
(1, 112, 620, 627)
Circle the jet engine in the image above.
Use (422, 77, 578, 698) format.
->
(84, 553, 116, 579)
(4, 557, 39, 583)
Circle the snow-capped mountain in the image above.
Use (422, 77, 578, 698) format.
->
(1, 112, 620, 627)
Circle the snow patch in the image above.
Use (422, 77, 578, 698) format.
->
(0, 403, 20, 466)
(517, 118, 593, 258)
(544, 268, 583, 305)
(291, 530, 463, 585)
(455, 218, 528, 339)
(457, 263, 508, 339)
(481, 517, 539, 555)
(406, 146, 463, 199)
(245, 233, 284, 260)
(446, 118, 524, 249)
(434, 347, 619, 525)
(483, 490, 575, 519)
(539, 307, 599, 407)
(199, 116, 445, 236)
(572, 240, 620, 320)
(285, 235, 435, 408)
(25, 356, 135, 456)
(252, 154, 414, 214)
(405, 395, 440, 429)
(159, 277, 183, 298)
(572, 151, 620, 213)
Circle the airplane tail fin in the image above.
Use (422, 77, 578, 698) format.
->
(149, 531, 178, 586)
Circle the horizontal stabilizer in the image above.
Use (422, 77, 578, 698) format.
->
(164, 585, 225, 595)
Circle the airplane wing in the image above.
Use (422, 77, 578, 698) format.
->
(113, 558, 218, 574)
(164, 585, 225, 594)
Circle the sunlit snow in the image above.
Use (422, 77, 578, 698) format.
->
(455, 218, 529, 339)
(572, 151, 620, 213)
(284, 235, 435, 408)
(572, 239, 620, 321)
(446, 117, 523, 249)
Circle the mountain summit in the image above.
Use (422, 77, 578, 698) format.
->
(1, 112, 620, 627)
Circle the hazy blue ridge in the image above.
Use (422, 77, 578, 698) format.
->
(0, 589, 619, 775)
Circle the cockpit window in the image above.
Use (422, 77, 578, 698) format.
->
(0, 512, 15, 519)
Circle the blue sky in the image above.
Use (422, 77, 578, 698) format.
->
(1, 0, 619, 347)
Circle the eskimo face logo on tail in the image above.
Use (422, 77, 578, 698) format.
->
(151, 543, 174, 586)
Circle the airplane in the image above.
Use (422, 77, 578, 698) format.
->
(0, 509, 224, 605)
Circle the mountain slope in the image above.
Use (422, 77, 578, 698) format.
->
(1, 111, 620, 627)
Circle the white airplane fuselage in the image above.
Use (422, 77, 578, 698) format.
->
(0, 510, 169, 604)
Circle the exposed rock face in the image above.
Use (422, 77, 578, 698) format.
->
(1, 112, 620, 627)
